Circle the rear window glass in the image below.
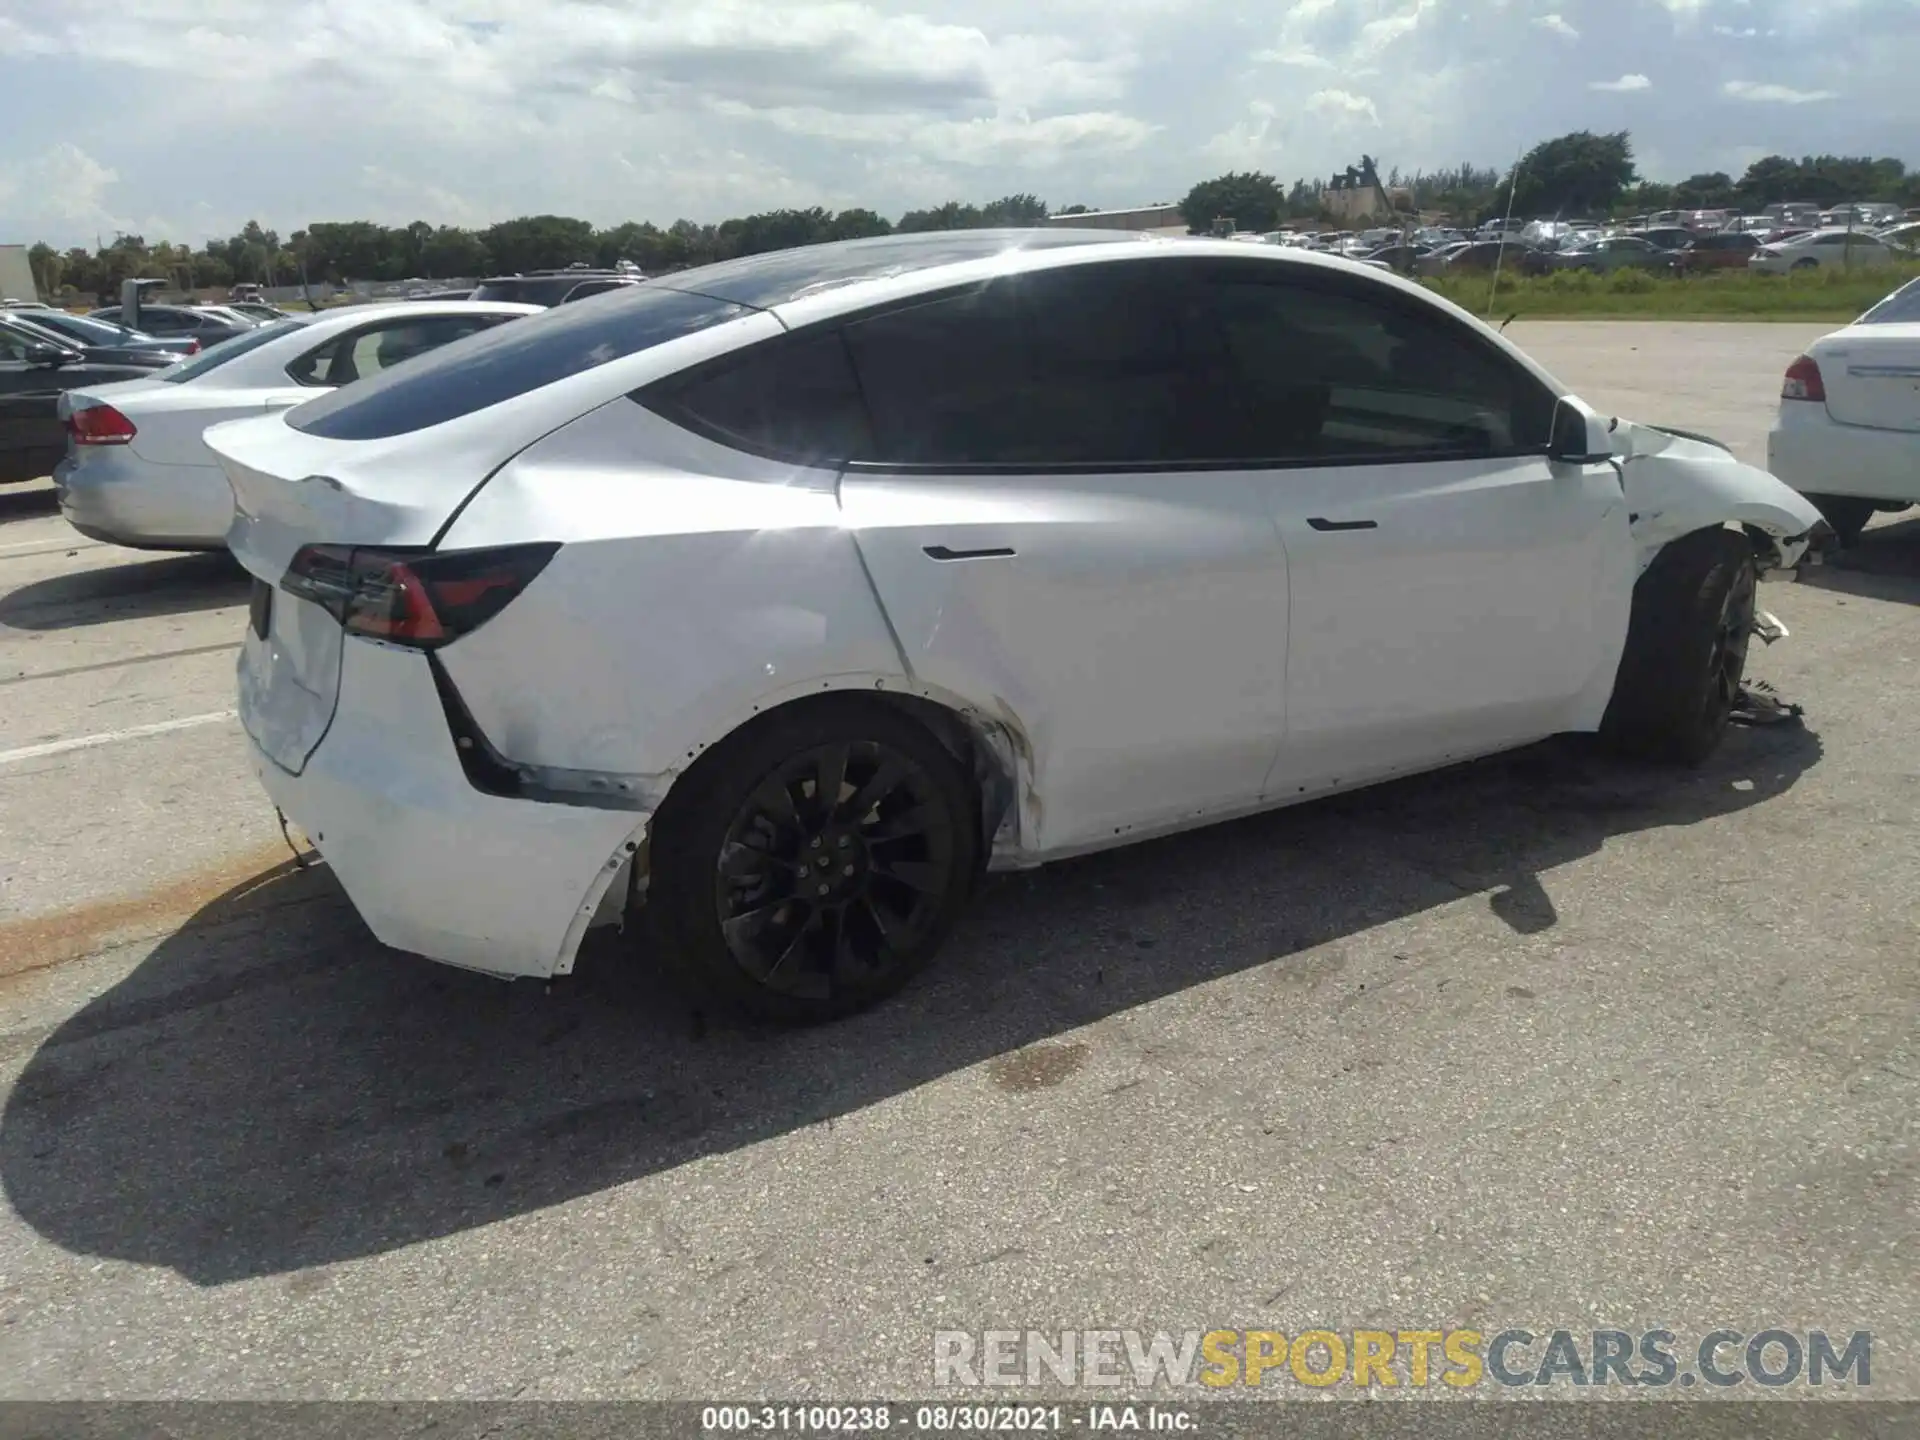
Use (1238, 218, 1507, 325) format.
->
(470, 276, 588, 306)
(158, 318, 308, 383)
(1859, 278, 1920, 324)
(288, 285, 744, 440)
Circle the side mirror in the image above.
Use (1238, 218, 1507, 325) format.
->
(25, 342, 76, 369)
(1548, 395, 1614, 464)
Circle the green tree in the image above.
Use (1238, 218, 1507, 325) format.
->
(482, 215, 596, 273)
(1178, 172, 1286, 234)
(26, 242, 60, 297)
(825, 208, 892, 241)
(896, 200, 984, 232)
(1671, 172, 1736, 209)
(1507, 130, 1637, 217)
(420, 225, 490, 278)
(978, 193, 1049, 226)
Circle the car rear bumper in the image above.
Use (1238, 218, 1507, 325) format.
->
(54, 451, 235, 550)
(1768, 406, 1920, 505)
(246, 636, 648, 980)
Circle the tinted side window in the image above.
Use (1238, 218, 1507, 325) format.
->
(289, 286, 744, 440)
(842, 265, 1212, 467)
(1191, 266, 1556, 462)
(640, 329, 871, 466)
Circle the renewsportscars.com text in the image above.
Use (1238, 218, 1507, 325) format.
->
(932, 1328, 1872, 1390)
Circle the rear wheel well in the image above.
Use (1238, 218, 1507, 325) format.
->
(649, 688, 1018, 886)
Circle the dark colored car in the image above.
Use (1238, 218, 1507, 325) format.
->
(1361, 243, 1427, 275)
(9, 308, 198, 358)
(0, 316, 179, 485)
(1547, 236, 1681, 275)
(1673, 232, 1762, 273)
(1631, 227, 1697, 252)
(87, 304, 254, 346)
(1443, 239, 1535, 273)
(469, 267, 647, 307)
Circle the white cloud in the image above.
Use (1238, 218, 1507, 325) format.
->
(1354, 0, 1438, 59)
(0, 0, 1913, 247)
(1252, 44, 1334, 68)
(1306, 89, 1381, 122)
(1721, 79, 1838, 103)
(1201, 100, 1279, 165)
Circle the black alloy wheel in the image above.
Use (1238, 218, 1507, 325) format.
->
(715, 740, 960, 1000)
(648, 700, 979, 1022)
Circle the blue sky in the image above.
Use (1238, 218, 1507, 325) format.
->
(2, 0, 1914, 248)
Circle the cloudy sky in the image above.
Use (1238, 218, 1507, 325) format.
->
(3, 0, 1914, 248)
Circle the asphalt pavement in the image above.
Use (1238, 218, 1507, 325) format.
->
(0, 322, 1913, 1401)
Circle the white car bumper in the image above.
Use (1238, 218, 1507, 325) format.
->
(247, 637, 648, 980)
(55, 450, 236, 550)
(1768, 403, 1920, 506)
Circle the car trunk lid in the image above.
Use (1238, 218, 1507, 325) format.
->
(208, 412, 506, 773)
(1816, 324, 1920, 433)
(206, 411, 506, 581)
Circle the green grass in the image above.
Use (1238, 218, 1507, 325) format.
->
(1422, 260, 1920, 321)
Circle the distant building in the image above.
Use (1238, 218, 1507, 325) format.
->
(1046, 204, 1189, 235)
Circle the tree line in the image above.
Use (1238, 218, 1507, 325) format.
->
(22, 135, 1917, 301)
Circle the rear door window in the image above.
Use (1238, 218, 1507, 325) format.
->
(838, 263, 1217, 467)
(287, 285, 744, 439)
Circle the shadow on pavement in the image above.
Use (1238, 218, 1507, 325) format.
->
(1798, 514, 1920, 606)
(0, 552, 248, 631)
(0, 722, 1822, 1285)
(0, 486, 59, 526)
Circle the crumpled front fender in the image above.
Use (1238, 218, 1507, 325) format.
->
(1609, 419, 1826, 573)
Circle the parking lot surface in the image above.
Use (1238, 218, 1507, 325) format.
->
(0, 322, 1914, 1399)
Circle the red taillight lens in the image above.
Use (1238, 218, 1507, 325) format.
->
(1781, 355, 1826, 402)
(281, 543, 559, 649)
(184, 338, 201, 355)
(68, 404, 137, 445)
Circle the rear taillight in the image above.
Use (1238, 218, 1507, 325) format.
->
(68, 404, 137, 446)
(1781, 355, 1826, 402)
(281, 543, 559, 649)
(184, 339, 201, 355)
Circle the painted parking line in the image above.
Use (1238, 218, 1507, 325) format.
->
(0, 538, 104, 559)
(0, 710, 238, 767)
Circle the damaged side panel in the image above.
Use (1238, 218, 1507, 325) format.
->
(435, 401, 909, 786)
(1611, 419, 1827, 572)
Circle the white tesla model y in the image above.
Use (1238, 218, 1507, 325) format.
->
(205, 231, 1827, 1021)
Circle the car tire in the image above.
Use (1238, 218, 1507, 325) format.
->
(646, 697, 980, 1024)
(1791, 258, 1819, 271)
(1801, 493, 1875, 546)
(1600, 528, 1758, 766)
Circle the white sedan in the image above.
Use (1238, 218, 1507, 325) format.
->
(54, 300, 538, 549)
(1747, 228, 1899, 274)
(1767, 276, 1920, 543)
(204, 232, 1825, 1023)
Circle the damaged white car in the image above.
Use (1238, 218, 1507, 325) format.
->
(204, 231, 1827, 1022)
